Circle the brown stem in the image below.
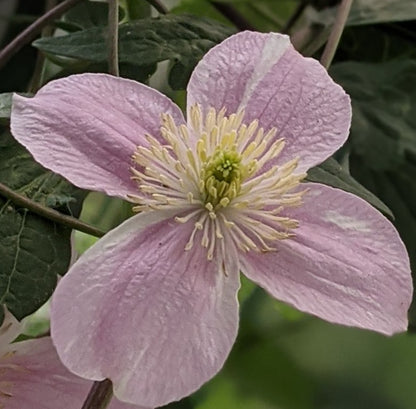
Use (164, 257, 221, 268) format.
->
(108, 0, 119, 76)
(209, 1, 255, 31)
(0, 0, 86, 70)
(320, 0, 354, 69)
(81, 380, 113, 409)
(0, 181, 105, 238)
(145, 0, 168, 14)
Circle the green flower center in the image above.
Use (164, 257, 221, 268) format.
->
(201, 146, 245, 207)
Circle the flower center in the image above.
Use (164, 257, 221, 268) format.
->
(202, 147, 243, 207)
(129, 105, 306, 260)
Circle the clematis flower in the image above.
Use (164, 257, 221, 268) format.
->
(0, 310, 147, 409)
(10, 31, 412, 407)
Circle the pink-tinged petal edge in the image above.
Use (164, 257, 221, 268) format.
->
(187, 31, 351, 172)
(240, 183, 412, 335)
(0, 336, 147, 409)
(11, 73, 185, 198)
(51, 210, 240, 407)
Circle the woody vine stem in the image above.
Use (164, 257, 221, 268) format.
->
(320, 0, 354, 69)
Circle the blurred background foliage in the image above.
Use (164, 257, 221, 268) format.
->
(1, 0, 416, 408)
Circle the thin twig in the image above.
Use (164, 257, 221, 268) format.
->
(209, 1, 255, 31)
(0, 0, 85, 70)
(81, 380, 113, 409)
(320, 0, 354, 69)
(145, 0, 168, 14)
(0, 181, 105, 238)
(282, 1, 307, 34)
(108, 0, 119, 76)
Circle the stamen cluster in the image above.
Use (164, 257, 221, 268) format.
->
(129, 105, 306, 259)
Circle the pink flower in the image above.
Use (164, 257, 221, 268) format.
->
(0, 311, 146, 409)
(10, 32, 412, 407)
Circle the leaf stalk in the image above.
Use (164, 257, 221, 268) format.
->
(320, 0, 354, 69)
(81, 380, 113, 409)
(108, 0, 120, 77)
(0, 181, 105, 238)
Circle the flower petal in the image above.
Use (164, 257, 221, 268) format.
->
(187, 31, 351, 171)
(11, 74, 185, 198)
(0, 337, 146, 409)
(240, 183, 412, 335)
(51, 211, 240, 407)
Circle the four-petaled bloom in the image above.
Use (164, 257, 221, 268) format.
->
(10, 32, 412, 407)
(0, 310, 145, 409)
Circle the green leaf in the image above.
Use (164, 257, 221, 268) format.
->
(50, 60, 157, 85)
(0, 130, 86, 324)
(33, 14, 235, 89)
(330, 60, 416, 169)
(173, 0, 297, 32)
(306, 158, 393, 217)
(121, 0, 151, 21)
(172, 0, 232, 26)
(308, 0, 416, 26)
(60, 1, 113, 31)
(338, 25, 416, 63)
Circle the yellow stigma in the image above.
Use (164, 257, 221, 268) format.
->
(128, 104, 306, 260)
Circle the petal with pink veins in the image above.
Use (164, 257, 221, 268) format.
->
(11, 74, 185, 198)
(187, 31, 351, 172)
(51, 210, 240, 407)
(240, 183, 412, 335)
(0, 336, 147, 409)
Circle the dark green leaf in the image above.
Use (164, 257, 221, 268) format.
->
(308, 0, 416, 26)
(50, 61, 157, 85)
(34, 14, 235, 89)
(122, 0, 151, 21)
(348, 0, 416, 25)
(330, 60, 416, 169)
(173, 0, 297, 32)
(0, 130, 86, 324)
(60, 1, 112, 31)
(337, 24, 416, 63)
(306, 158, 393, 217)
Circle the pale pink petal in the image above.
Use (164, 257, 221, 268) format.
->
(240, 183, 412, 335)
(187, 31, 351, 171)
(0, 337, 146, 409)
(11, 74, 185, 198)
(51, 211, 240, 407)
